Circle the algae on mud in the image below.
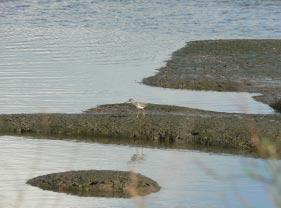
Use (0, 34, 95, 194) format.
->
(0, 103, 281, 157)
(142, 39, 281, 111)
(27, 170, 160, 198)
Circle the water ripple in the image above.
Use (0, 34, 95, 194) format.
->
(0, 0, 280, 114)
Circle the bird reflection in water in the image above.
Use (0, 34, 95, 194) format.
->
(129, 147, 145, 163)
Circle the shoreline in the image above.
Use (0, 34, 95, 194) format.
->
(142, 39, 281, 111)
(0, 103, 280, 158)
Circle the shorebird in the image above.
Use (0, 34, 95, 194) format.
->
(127, 98, 147, 117)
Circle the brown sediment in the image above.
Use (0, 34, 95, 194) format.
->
(142, 39, 281, 112)
(0, 103, 281, 157)
(270, 99, 281, 113)
(26, 170, 160, 198)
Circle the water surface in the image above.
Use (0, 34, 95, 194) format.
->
(1, 0, 281, 114)
(0, 136, 277, 208)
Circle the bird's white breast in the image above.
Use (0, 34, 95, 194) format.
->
(137, 104, 145, 109)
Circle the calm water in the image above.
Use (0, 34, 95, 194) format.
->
(1, 1, 281, 207)
(0, 136, 277, 208)
(1, 0, 281, 114)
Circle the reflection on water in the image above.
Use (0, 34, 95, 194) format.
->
(1, 0, 281, 114)
(0, 136, 276, 208)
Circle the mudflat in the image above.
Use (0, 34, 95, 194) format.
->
(1, 40, 281, 157)
(27, 170, 160, 198)
(0, 103, 280, 157)
(142, 39, 281, 111)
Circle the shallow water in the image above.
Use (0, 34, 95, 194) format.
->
(0, 136, 277, 208)
(1, 0, 281, 114)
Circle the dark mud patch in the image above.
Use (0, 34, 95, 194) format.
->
(27, 170, 160, 198)
(1, 103, 281, 157)
(143, 39, 281, 107)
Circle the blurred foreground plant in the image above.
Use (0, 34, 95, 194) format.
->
(246, 116, 281, 208)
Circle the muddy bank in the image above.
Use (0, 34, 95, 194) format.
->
(142, 39, 281, 111)
(270, 99, 281, 113)
(27, 170, 160, 198)
(0, 103, 281, 156)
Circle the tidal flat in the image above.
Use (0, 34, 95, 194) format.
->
(2, 0, 281, 207)
(1, 40, 281, 158)
(27, 170, 160, 198)
(143, 39, 281, 112)
(0, 102, 280, 157)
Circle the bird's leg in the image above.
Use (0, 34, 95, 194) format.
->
(136, 110, 140, 118)
(142, 109, 146, 117)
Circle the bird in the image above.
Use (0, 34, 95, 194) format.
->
(127, 98, 147, 117)
(126, 99, 146, 162)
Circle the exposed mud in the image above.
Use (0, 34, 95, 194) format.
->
(27, 170, 160, 198)
(142, 39, 281, 112)
(0, 103, 281, 157)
